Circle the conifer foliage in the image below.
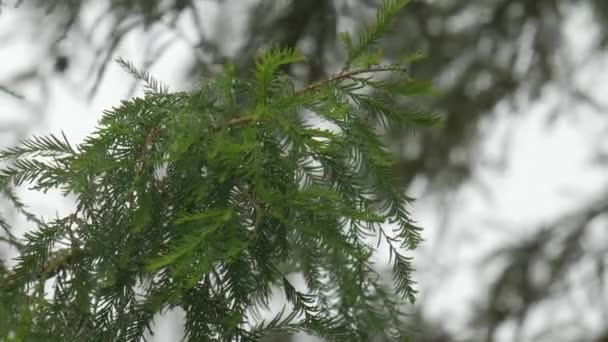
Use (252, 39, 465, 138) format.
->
(0, 1, 441, 340)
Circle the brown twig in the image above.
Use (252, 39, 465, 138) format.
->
(225, 116, 256, 128)
(296, 65, 407, 94)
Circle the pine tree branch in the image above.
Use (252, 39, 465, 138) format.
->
(224, 65, 408, 128)
(297, 65, 407, 94)
(37, 248, 72, 281)
(31, 207, 82, 281)
(0, 1, 430, 338)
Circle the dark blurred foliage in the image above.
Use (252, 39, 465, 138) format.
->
(2, 0, 608, 341)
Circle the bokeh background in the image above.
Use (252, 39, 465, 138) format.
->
(1, 1, 607, 341)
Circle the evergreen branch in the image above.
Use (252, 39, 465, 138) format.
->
(254, 47, 305, 104)
(0, 2, 434, 339)
(224, 116, 254, 129)
(342, 0, 411, 67)
(1, 205, 83, 294)
(380, 227, 418, 304)
(244, 307, 303, 339)
(1, 186, 43, 225)
(0, 132, 76, 160)
(0, 158, 66, 188)
(37, 248, 72, 281)
(222, 65, 408, 129)
(298, 65, 408, 94)
(116, 58, 169, 94)
(0, 215, 20, 245)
